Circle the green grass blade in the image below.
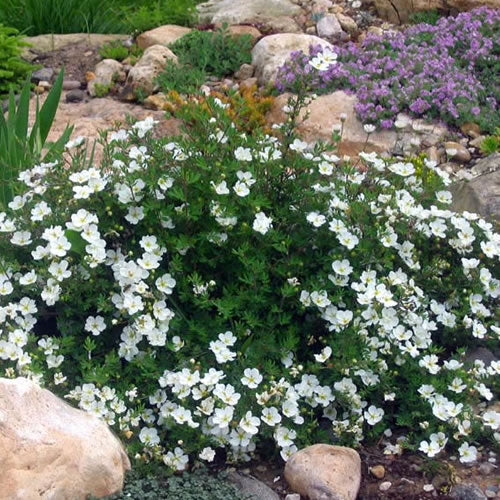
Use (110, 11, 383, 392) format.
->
(14, 75, 32, 145)
(34, 66, 64, 146)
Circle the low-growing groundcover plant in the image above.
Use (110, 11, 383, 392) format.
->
(169, 25, 253, 78)
(276, 7, 500, 134)
(0, 92, 498, 476)
(155, 26, 253, 95)
(91, 467, 252, 500)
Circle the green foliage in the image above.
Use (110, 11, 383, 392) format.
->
(169, 25, 253, 78)
(408, 10, 442, 25)
(98, 42, 130, 62)
(0, 68, 72, 208)
(0, 0, 125, 36)
(480, 128, 500, 155)
(0, 24, 35, 97)
(0, 87, 498, 471)
(121, 0, 200, 34)
(93, 83, 112, 98)
(96, 468, 252, 500)
(155, 59, 207, 95)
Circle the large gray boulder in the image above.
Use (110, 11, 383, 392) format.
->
(450, 153, 500, 223)
(197, 0, 302, 25)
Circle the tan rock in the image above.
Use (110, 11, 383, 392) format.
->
(444, 141, 471, 163)
(316, 14, 344, 39)
(88, 59, 123, 97)
(285, 444, 361, 500)
(460, 122, 481, 138)
(123, 44, 177, 99)
(250, 15, 302, 33)
(197, 0, 302, 25)
(370, 465, 386, 479)
(336, 13, 358, 34)
(235, 63, 255, 80)
(374, 0, 500, 24)
(143, 93, 169, 111)
(227, 25, 262, 43)
(425, 146, 442, 164)
(470, 135, 486, 148)
(240, 77, 259, 91)
(136, 25, 192, 50)
(267, 92, 398, 157)
(27, 92, 182, 164)
(252, 34, 333, 85)
(0, 377, 130, 500)
(22, 33, 129, 54)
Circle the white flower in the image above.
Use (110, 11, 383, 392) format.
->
(261, 407, 282, 426)
(314, 346, 332, 363)
(213, 406, 234, 428)
(364, 405, 384, 425)
(332, 259, 353, 276)
(458, 442, 477, 463)
(84, 316, 106, 336)
(11, 231, 32, 246)
(163, 447, 189, 471)
(482, 411, 500, 430)
(253, 212, 273, 235)
(306, 212, 326, 227)
(139, 427, 160, 447)
(125, 206, 145, 225)
(363, 124, 376, 134)
(233, 181, 250, 197)
(234, 147, 252, 161)
(212, 180, 230, 195)
(199, 447, 216, 462)
(419, 439, 441, 458)
(239, 411, 261, 435)
(241, 368, 263, 389)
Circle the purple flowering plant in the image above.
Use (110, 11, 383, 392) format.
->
(275, 7, 500, 133)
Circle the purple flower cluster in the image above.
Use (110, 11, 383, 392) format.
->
(275, 7, 499, 131)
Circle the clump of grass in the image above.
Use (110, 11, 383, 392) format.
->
(0, 0, 125, 36)
(98, 41, 143, 63)
(121, 0, 200, 34)
(480, 128, 500, 155)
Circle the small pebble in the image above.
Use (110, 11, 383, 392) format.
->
(424, 484, 435, 492)
(485, 491, 496, 498)
(65, 89, 86, 103)
(369, 465, 385, 479)
(379, 481, 392, 492)
(84, 50, 93, 56)
(63, 80, 81, 90)
(256, 465, 267, 472)
(285, 494, 301, 500)
(479, 462, 497, 475)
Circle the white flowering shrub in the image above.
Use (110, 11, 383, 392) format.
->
(0, 93, 499, 470)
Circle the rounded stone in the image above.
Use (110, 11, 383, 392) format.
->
(284, 444, 361, 500)
(369, 465, 386, 479)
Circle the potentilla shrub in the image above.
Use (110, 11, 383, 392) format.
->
(0, 94, 499, 471)
(275, 7, 500, 133)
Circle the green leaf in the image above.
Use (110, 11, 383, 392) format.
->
(30, 67, 65, 149)
(65, 229, 86, 256)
